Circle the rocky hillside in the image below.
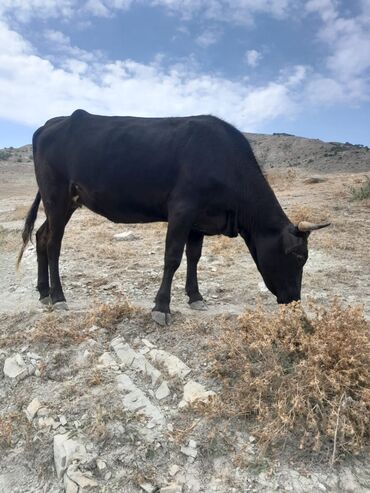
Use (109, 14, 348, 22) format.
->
(246, 132, 370, 173)
(1, 133, 370, 173)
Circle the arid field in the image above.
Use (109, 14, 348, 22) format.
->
(0, 139, 369, 492)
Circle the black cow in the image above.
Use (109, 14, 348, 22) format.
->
(17, 110, 329, 324)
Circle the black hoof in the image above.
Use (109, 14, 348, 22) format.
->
(40, 296, 51, 306)
(151, 311, 171, 326)
(189, 300, 208, 311)
(53, 301, 69, 311)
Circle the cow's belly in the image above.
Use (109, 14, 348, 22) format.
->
(74, 185, 168, 223)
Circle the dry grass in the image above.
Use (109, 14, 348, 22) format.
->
(29, 314, 88, 346)
(85, 300, 138, 329)
(211, 301, 370, 461)
(0, 411, 32, 449)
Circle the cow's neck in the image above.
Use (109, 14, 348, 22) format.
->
(239, 172, 290, 236)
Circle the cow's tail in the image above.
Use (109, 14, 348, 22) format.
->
(16, 191, 41, 270)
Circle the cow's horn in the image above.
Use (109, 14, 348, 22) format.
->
(297, 221, 331, 232)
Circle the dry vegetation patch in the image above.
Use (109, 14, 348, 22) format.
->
(211, 301, 370, 461)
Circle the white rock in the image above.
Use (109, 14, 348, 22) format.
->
(111, 338, 161, 384)
(116, 374, 165, 428)
(25, 398, 41, 421)
(180, 380, 216, 408)
(38, 416, 58, 429)
(113, 231, 138, 241)
(64, 464, 98, 491)
(3, 354, 29, 380)
(169, 465, 180, 477)
(180, 446, 197, 459)
(148, 349, 191, 379)
(98, 352, 116, 367)
(96, 459, 107, 471)
(156, 381, 170, 400)
(188, 439, 197, 449)
(142, 339, 156, 349)
(161, 483, 183, 492)
(53, 434, 87, 479)
(59, 415, 68, 426)
(140, 483, 155, 493)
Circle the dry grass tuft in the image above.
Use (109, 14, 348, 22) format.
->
(86, 300, 138, 329)
(211, 301, 370, 461)
(0, 411, 32, 449)
(29, 314, 88, 346)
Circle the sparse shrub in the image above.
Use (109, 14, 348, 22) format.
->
(0, 149, 12, 160)
(349, 176, 370, 201)
(211, 301, 370, 461)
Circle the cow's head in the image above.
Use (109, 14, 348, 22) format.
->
(248, 221, 330, 304)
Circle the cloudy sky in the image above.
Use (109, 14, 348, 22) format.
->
(0, 0, 369, 147)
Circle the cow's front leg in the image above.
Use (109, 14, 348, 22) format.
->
(185, 230, 207, 310)
(152, 205, 197, 325)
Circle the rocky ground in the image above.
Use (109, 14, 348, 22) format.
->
(0, 139, 369, 492)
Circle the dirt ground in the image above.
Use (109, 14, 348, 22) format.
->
(0, 158, 369, 492)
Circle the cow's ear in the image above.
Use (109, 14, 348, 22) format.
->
(283, 226, 306, 254)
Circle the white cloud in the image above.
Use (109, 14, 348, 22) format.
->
(0, 0, 74, 22)
(44, 29, 71, 45)
(0, 0, 295, 25)
(245, 49, 262, 67)
(0, 19, 303, 132)
(195, 29, 221, 47)
(304, 0, 370, 104)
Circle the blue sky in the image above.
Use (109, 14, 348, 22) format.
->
(0, 0, 369, 147)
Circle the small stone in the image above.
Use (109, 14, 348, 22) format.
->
(140, 483, 155, 493)
(114, 231, 138, 241)
(4, 354, 29, 381)
(59, 415, 68, 426)
(188, 439, 197, 449)
(249, 435, 256, 443)
(142, 339, 156, 349)
(180, 446, 197, 459)
(38, 416, 57, 429)
(96, 459, 107, 471)
(104, 471, 112, 480)
(156, 381, 170, 400)
(25, 398, 42, 421)
(180, 380, 216, 407)
(98, 352, 116, 367)
(148, 349, 191, 379)
(169, 465, 180, 477)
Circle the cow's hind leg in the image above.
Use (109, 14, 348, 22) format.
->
(36, 220, 50, 305)
(185, 230, 207, 310)
(152, 204, 197, 325)
(46, 201, 76, 310)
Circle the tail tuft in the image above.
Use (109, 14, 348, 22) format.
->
(16, 191, 41, 270)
